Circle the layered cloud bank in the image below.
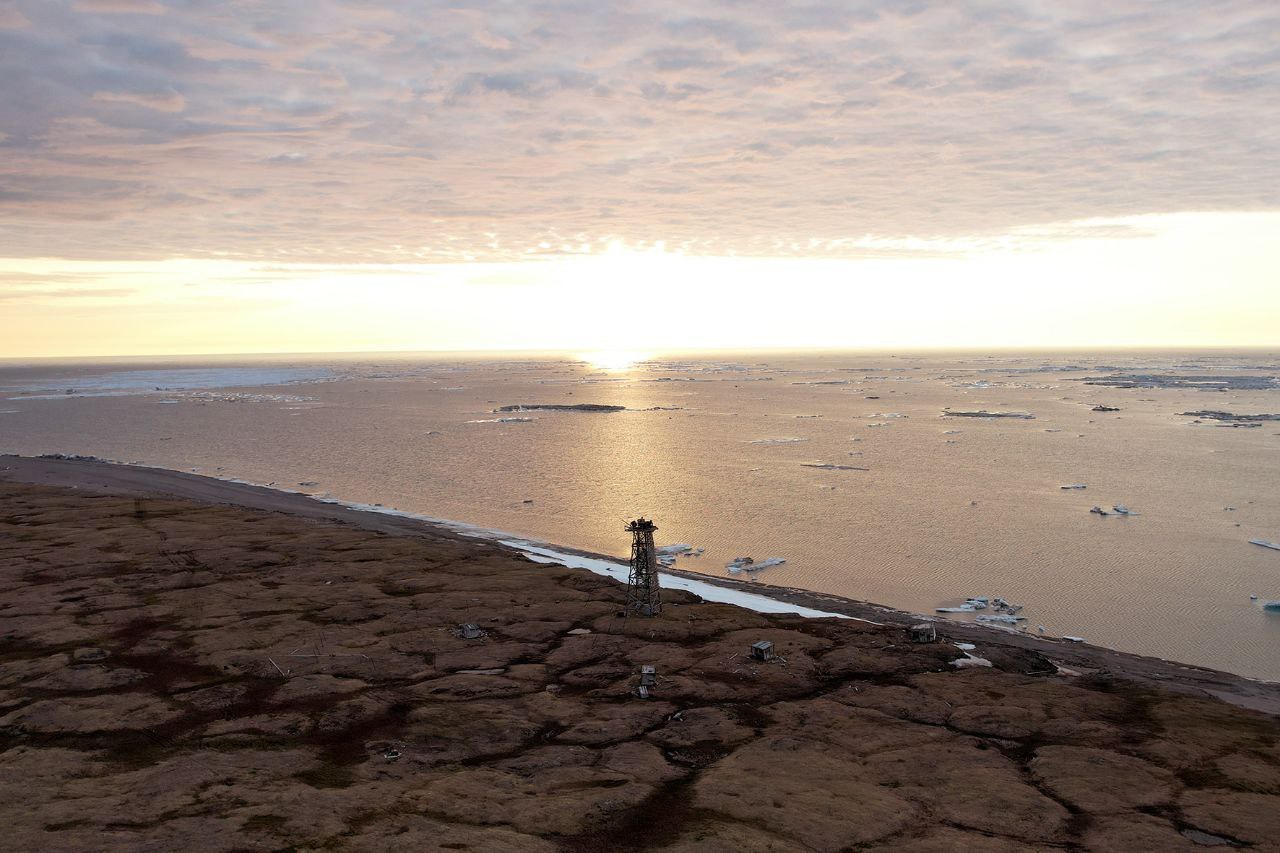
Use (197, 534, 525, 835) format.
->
(2, 0, 1278, 262)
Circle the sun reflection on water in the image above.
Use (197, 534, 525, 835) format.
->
(578, 350, 651, 371)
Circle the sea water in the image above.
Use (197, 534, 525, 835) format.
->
(1, 350, 1277, 680)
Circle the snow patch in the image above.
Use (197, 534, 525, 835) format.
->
(508, 543, 854, 620)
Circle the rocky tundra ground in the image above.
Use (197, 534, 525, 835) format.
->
(1, 478, 1279, 851)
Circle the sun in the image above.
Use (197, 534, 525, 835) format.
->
(579, 350, 651, 371)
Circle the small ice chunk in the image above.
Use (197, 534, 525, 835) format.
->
(726, 556, 785, 574)
(952, 641, 990, 667)
(657, 543, 702, 556)
(936, 596, 990, 614)
(975, 614, 1025, 625)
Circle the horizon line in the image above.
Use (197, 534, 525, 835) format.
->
(2, 343, 1278, 364)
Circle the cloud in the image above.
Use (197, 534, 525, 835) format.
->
(0, 0, 1277, 262)
(0, 287, 137, 301)
(452, 69, 598, 98)
(74, 0, 167, 12)
(0, 5, 30, 28)
(92, 88, 186, 112)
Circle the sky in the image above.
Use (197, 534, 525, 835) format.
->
(1, 0, 1278, 357)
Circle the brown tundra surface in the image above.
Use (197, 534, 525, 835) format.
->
(1, 473, 1279, 851)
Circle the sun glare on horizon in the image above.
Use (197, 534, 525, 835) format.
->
(579, 350, 652, 371)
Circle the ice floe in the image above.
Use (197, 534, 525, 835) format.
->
(496, 403, 624, 413)
(976, 614, 1025, 626)
(1091, 504, 1139, 517)
(1081, 373, 1278, 391)
(937, 595, 1026, 629)
(942, 410, 1036, 419)
(936, 596, 989, 613)
(656, 543, 702, 556)
(655, 543, 705, 566)
(726, 556, 787, 574)
(801, 463, 869, 471)
(187, 391, 316, 404)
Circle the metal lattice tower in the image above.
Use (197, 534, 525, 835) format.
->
(625, 518, 662, 616)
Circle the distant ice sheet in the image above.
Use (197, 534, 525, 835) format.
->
(4, 366, 336, 398)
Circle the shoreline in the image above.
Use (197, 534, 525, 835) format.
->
(3, 452, 1278, 715)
